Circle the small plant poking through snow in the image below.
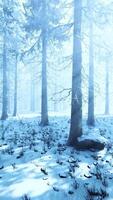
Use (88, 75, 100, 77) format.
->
(87, 186, 109, 199)
(41, 127, 54, 152)
(90, 163, 103, 181)
(22, 194, 31, 200)
(13, 131, 18, 145)
(29, 129, 37, 149)
(16, 148, 24, 159)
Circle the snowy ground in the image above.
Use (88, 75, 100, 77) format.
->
(0, 115, 113, 200)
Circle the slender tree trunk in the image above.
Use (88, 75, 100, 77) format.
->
(105, 61, 109, 115)
(68, 0, 82, 145)
(30, 71, 35, 112)
(41, 0, 48, 126)
(13, 53, 18, 117)
(54, 71, 57, 113)
(87, 0, 95, 126)
(1, 32, 8, 120)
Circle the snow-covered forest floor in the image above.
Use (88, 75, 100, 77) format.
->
(0, 115, 113, 200)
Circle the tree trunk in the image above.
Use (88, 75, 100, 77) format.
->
(41, 0, 48, 126)
(13, 53, 18, 117)
(1, 32, 8, 120)
(68, 0, 82, 146)
(105, 61, 109, 115)
(87, 0, 95, 126)
(30, 71, 35, 113)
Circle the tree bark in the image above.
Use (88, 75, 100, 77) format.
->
(87, 0, 95, 126)
(1, 32, 8, 120)
(30, 68, 35, 112)
(13, 53, 18, 117)
(68, 0, 82, 145)
(41, 0, 48, 126)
